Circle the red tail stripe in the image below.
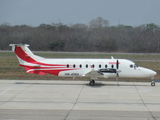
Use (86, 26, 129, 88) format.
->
(15, 47, 36, 63)
(15, 46, 65, 66)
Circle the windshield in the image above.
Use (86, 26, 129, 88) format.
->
(130, 64, 138, 68)
(134, 64, 138, 68)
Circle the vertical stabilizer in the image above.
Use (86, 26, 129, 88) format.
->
(9, 44, 45, 64)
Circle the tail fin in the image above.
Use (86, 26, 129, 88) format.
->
(9, 44, 45, 64)
(10, 44, 47, 75)
(10, 44, 73, 76)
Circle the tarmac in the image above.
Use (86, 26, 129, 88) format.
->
(0, 80, 160, 120)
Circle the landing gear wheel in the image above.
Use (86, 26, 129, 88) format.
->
(151, 81, 155, 86)
(90, 80, 95, 86)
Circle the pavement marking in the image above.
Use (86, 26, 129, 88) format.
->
(0, 84, 16, 96)
(64, 81, 85, 120)
(134, 83, 156, 120)
(0, 80, 38, 106)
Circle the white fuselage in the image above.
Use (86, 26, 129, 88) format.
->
(36, 58, 156, 78)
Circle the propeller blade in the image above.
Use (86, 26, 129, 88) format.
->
(116, 60, 119, 69)
(116, 73, 119, 83)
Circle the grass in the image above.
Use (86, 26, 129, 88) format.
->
(35, 52, 160, 60)
(0, 51, 160, 81)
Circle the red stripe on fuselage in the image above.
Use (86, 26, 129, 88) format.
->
(36, 69, 78, 76)
(20, 64, 79, 76)
(20, 64, 80, 76)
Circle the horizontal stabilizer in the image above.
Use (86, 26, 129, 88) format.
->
(9, 44, 29, 51)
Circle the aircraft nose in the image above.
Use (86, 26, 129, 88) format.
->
(140, 67, 157, 77)
(148, 69, 157, 76)
(151, 70, 157, 76)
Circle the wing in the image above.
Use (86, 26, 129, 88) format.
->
(84, 69, 108, 80)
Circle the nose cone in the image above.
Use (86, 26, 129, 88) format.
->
(151, 70, 157, 76)
(145, 68, 157, 77)
(139, 67, 157, 77)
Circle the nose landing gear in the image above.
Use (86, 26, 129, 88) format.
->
(151, 81, 155, 86)
(151, 76, 155, 86)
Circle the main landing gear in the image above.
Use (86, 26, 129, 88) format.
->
(90, 80, 95, 86)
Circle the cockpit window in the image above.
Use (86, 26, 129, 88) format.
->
(134, 64, 138, 68)
(130, 64, 138, 68)
(130, 65, 133, 68)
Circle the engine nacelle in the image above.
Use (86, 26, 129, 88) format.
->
(99, 68, 117, 73)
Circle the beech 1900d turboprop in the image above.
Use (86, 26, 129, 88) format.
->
(10, 44, 157, 86)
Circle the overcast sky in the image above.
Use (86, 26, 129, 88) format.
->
(0, 0, 160, 27)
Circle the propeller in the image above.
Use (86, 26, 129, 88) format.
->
(98, 59, 121, 82)
(116, 60, 119, 83)
(116, 59, 119, 69)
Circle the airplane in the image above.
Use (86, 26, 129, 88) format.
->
(10, 44, 157, 86)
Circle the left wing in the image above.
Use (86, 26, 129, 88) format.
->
(84, 69, 108, 80)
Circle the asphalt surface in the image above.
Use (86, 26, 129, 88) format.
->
(0, 80, 160, 120)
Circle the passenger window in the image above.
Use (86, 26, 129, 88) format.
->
(73, 64, 76, 68)
(105, 64, 107, 68)
(86, 64, 88, 68)
(92, 64, 95, 68)
(67, 64, 69, 68)
(99, 64, 101, 68)
(79, 64, 82, 68)
(111, 65, 114, 68)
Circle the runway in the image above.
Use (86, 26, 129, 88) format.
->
(0, 80, 160, 120)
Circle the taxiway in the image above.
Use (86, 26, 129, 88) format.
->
(0, 80, 160, 120)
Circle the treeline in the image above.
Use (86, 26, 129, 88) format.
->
(1, 17, 160, 53)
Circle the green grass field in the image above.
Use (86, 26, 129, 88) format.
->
(0, 51, 160, 81)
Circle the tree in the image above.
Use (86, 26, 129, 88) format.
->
(89, 17, 109, 29)
(49, 40, 65, 51)
(0, 20, 160, 53)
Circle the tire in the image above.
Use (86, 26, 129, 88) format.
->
(90, 80, 95, 86)
(151, 82, 155, 86)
